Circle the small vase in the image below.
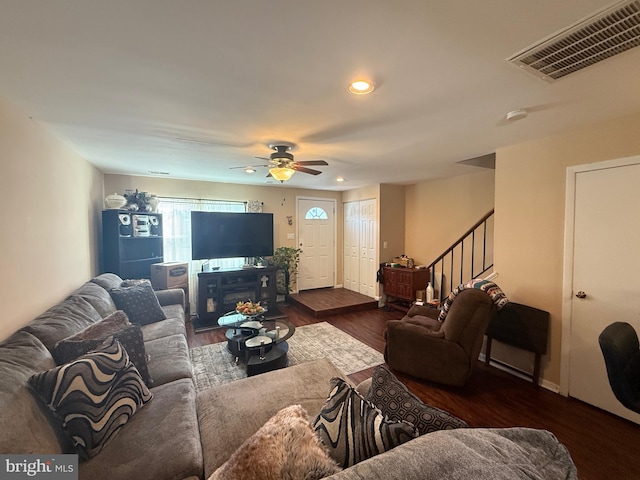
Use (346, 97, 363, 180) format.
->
(147, 195, 160, 212)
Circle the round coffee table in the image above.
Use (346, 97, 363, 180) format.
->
(218, 312, 295, 376)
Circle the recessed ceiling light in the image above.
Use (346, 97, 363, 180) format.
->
(244, 166, 256, 173)
(336, 176, 346, 182)
(348, 80, 375, 95)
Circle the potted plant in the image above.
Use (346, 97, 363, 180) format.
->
(270, 247, 302, 297)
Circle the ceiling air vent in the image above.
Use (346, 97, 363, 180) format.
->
(508, 0, 640, 82)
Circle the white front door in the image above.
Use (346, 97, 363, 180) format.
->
(566, 158, 640, 424)
(297, 198, 335, 291)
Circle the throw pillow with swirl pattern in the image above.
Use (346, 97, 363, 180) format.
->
(313, 377, 417, 467)
(28, 337, 153, 460)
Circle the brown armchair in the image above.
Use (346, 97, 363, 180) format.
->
(384, 288, 495, 387)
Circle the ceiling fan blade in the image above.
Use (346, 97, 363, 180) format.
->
(229, 164, 270, 169)
(296, 160, 329, 166)
(294, 166, 322, 175)
(254, 156, 271, 161)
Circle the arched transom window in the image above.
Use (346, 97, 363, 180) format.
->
(305, 207, 328, 220)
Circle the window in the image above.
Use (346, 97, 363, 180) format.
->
(305, 207, 328, 220)
(157, 197, 245, 305)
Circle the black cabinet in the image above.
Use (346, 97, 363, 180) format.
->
(101, 210, 163, 279)
(193, 266, 278, 331)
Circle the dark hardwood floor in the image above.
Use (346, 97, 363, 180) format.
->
(186, 304, 640, 480)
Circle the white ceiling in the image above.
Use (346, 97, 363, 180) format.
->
(1, 0, 640, 191)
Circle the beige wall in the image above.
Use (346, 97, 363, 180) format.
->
(379, 184, 405, 264)
(104, 174, 344, 281)
(0, 96, 103, 341)
(495, 110, 640, 386)
(405, 170, 495, 266)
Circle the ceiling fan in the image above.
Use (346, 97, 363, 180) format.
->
(231, 142, 328, 182)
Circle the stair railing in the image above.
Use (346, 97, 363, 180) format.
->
(426, 209, 494, 302)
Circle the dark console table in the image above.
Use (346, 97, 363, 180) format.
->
(193, 266, 279, 332)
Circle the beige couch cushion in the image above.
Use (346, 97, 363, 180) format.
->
(79, 378, 203, 480)
(69, 281, 117, 317)
(0, 331, 64, 454)
(145, 333, 193, 387)
(197, 358, 348, 478)
(22, 296, 102, 350)
(142, 314, 186, 341)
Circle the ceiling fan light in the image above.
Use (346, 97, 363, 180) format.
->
(348, 80, 375, 95)
(269, 167, 295, 182)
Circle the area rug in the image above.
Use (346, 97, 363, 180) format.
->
(190, 322, 385, 391)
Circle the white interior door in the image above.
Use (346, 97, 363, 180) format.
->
(297, 198, 335, 291)
(359, 199, 377, 297)
(343, 202, 360, 292)
(567, 159, 640, 424)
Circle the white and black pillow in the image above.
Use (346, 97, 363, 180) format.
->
(110, 283, 166, 325)
(366, 366, 468, 435)
(28, 337, 153, 460)
(313, 377, 417, 468)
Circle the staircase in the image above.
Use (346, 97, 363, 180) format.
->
(426, 209, 495, 302)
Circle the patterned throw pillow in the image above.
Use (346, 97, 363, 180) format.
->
(438, 279, 509, 322)
(52, 324, 151, 385)
(110, 283, 166, 325)
(313, 377, 417, 468)
(28, 337, 153, 461)
(366, 366, 468, 435)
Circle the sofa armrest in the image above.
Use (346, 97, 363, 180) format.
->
(323, 428, 577, 480)
(155, 288, 185, 308)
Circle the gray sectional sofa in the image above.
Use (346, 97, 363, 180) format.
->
(0, 273, 578, 480)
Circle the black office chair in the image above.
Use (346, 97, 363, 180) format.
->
(598, 322, 640, 414)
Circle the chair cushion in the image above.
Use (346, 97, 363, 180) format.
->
(28, 337, 153, 461)
(312, 377, 417, 467)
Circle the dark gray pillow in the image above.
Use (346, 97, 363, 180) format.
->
(29, 337, 153, 461)
(313, 377, 417, 468)
(110, 283, 166, 326)
(366, 366, 468, 434)
(52, 324, 151, 385)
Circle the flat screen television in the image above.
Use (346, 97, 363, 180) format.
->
(191, 211, 274, 260)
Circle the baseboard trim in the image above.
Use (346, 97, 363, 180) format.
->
(478, 353, 560, 393)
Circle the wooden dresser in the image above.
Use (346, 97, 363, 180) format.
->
(382, 266, 430, 311)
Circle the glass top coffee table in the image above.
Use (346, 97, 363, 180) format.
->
(218, 311, 295, 376)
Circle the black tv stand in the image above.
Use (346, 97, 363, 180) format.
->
(193, 266, 278, 332)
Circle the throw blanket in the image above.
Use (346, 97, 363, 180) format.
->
(438, 279, 509, 322)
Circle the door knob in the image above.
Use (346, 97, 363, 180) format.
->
(575, 291, 587, 299)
